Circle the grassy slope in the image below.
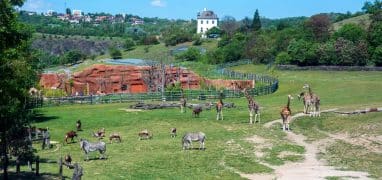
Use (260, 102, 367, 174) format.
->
(233, 65, 382, 178)
(332, 14, 371, 31)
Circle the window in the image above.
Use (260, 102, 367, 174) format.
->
(201, 20, 203, 24)
(206, 28, 209, 31)
(200, 27, 203, 32)
(212, 20, 215, 24)
(206, 20, 209, 24)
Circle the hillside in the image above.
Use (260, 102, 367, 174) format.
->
(31, 34, 124, 55)
(332, 14, 371, 31)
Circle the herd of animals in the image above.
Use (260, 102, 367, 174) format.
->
(32, 84, 320, 164)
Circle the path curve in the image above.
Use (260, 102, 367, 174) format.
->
(241, 108, 371, 180)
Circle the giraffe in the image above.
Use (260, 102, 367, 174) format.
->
(303, 84, 320, 117)
(216, 99, 224, 120)
(244, 89, 260, 124)
(297, 92, 313, 114)
(281, 95, 293, 131)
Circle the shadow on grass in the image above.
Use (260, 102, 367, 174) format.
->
(183, 147, 207, 151)
(5, 171, 66, 180)
(31, 112, 59, 123)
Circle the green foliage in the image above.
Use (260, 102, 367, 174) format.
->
(162, 25, 193, 46)
(368, 18, 382, 48)
(123, 38, 136, 51)
(175, 47, 201, 61)
(1, 0, 39, 177)
(206, 26, 222, 37)
(63, 50, 83, 64)
(304, 14, 331, 42)
(192, 35, 203, 46)
(275, 51, 292, 64)
(109, 47, 122, 59)
(333, 23, 367, 42)
(362, 0, 382, 14)
(252, 9, 262, 31)
(287, 39, 319, 65)
(372, 45, 382, 66)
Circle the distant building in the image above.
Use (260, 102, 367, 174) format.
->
(197, 8, 218, 38)
(72, 9, 82, 17)
(131, 18, 144, 25)
(44, 10, 55, 16)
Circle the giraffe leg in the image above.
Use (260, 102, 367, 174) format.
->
(249, 112, 253, 124)
(221, 110, 223, 121)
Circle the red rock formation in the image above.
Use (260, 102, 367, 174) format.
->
(39, 64, 202, 95)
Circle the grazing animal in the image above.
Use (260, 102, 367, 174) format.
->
(281, 95, 293, 131)
(180, 96, 187, 113)
(138, 129, 152, 140)
(182, 132, 206, 150)
(298, 92, 313, 114)
(109, 133, 122, 143)
(65, 131, 78, 144)
(92, 128, 105, 139)
(64, 154, 72, 166)
(192, 106, 202, 117)
(76, 120, 82, 131)
(79, 139, 106, 161)
(216, 99, 224, 120)
(244, 89, 260, 124)
(303, 84, 321, 117)
(170, 128, 177, 138)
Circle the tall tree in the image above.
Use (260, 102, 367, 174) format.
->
(252, 9, 262, 31)
(304, 14, 331, 42)
(66, 8, 71, 15)
(220, 16, 238, 37)
(1, 0, 38, 179)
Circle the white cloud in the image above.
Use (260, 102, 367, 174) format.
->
(23, 0, 52, 12)
(150, 0, 166, 7)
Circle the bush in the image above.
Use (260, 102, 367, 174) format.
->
(372, 46, 382, 66)
(123, 38, 135, 51)
(275, 52, 292, 64)
(333, 23, 366, 42)
(109, 47, 122, 59)
(175, 47, 201, 61)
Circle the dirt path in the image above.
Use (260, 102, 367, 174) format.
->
(240, 109, 371, 180)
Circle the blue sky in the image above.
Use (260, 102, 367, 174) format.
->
(22, 0, 367, 20)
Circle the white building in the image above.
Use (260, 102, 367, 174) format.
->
(45, 10, 55, 16)
(197, 8, 218, 38)
(72, 9, 82, 17)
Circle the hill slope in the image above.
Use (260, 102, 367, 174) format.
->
(332, 14, 371, 31)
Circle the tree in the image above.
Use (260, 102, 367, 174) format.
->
(220, 16, 239, 37)
(287, 39, 319, 65)
(123, 38, 135, 51)
(66, 8, 72, 15)
(175, 47, 201, 61)
(372, 45, 382, 66)
(275, 51, 292, 64)
(362, 0, 382, 14)
(1, 0, 39, 179)
(63, 50, 83, 64)
(240, 17, 252, 32)
(109, 47, 122, 59)
(205, 27, 222, 37)
(333, 23, 367, 42)
(304, 14, 331, 42)
(252, 9, 262, 31)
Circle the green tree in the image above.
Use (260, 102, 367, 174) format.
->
(333, 24, 367, 42)
(252, 9, 262, 31)
(1, 0, 39, 178)
(205, 27, 222, 37)
(63, 50, 83, 64)
(109, 47, 122, 59)
(287, 39, 319, 65)
(123, 38, 135, 51)
(175, 47, 201, 61)
(275, 51, 292, 64)
(66, 8, 71, 15)
(372, 45, 382, 66)
(304, 14, 331, 42)
(362, 0, 382, 14)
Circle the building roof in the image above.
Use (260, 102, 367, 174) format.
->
(197, 9, 218, 19)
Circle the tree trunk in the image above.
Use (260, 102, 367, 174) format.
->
(2, 134, 8, 180)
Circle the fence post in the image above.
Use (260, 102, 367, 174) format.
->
(59, 157, 63, 179)
(36, 156, 40, 176)
(16, 157, 20, 174)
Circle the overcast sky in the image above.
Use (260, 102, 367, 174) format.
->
(22, 0, 367, 19)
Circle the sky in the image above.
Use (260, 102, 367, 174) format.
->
(21, 0, 367, 20)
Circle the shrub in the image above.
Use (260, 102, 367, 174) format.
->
(275, 52, 292, 65)
(372, 45, 382, 66)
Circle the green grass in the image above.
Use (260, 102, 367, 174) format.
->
(12, 64, 382, 179)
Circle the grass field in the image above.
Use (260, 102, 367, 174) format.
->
(11, 64, 382, 179)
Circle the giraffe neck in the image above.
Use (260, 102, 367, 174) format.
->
(287, 96, 290, 109)
(308, 87, 313, 96)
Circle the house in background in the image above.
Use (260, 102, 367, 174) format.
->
(197, 8, 218, 38)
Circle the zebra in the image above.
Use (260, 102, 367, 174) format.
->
(182, 132, 206, 150)
(79, 139, 106, 161)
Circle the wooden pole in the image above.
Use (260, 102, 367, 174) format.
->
(35, 156, 40, 176)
